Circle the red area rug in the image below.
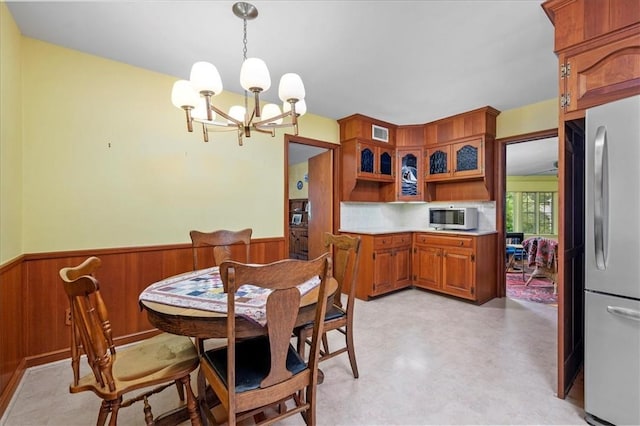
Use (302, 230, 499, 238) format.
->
(506, 273, 557, 304)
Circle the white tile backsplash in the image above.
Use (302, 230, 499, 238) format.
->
(340, 201, 496, 231)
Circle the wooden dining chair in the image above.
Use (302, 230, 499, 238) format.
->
(199, 254, 332, 426)
(189, 228, 252, 270)
(296, 233, 362, 378)
(59, 256, 201, 426)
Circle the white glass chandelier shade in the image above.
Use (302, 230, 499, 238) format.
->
(171, 80, 199, 109)
(228, 105, 246, 124)
(283, 99, 307, 116)
(261, 103, 283, 125)
(190, 61, 223, 95)
(278, 73, 305, 102)
(240, 58, 271, 92)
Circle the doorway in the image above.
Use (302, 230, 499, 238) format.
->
(504, 137, 559, 305)
(284, 134, 338, 260)
(497, 125, 586, 400)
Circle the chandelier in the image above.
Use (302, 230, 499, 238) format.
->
(170, 2, 307, 145)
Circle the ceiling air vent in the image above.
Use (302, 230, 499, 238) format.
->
(372, 124, 389, 142)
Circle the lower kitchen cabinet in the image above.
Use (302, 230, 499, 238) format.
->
(343, 232, 412, 300)
(413, 232, 496, 303)
(341, 231, 496, 304)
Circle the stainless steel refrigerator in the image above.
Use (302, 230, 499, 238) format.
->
(585, 94, 640, 426)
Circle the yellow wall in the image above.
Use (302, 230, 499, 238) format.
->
(496, 98, 558, 138)
(288, 162, 309, 199)
(1, 5, 563, 263)
(5, 30, 337, 258)
(0, 3, 23, 263)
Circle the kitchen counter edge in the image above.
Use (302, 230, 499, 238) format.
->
(339, 228, 498, 237)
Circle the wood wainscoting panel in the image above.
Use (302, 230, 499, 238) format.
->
(0, 257, 26, 416)
(21, 238, 285, 364)
(0, 237, 284, 418)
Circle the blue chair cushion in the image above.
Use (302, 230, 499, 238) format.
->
(203, 336, 307, 393)
(324, 305, 346, 321)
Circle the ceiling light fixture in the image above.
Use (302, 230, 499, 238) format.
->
(170, 2, 306, 146)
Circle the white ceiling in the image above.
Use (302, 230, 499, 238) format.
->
(506, 137, 558, 176)
(5, 0, 558, 126)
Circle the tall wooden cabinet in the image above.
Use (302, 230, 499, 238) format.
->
(543, 0, 640, 116)
(542, 0, 640, 399)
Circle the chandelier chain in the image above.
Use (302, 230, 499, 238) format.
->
(242, 17, 248, 117)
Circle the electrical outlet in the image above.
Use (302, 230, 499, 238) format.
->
(64, 308, 71, 326)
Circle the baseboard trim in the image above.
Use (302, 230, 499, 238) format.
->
(0, 358, 26, 420)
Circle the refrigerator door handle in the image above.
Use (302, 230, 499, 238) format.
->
(594, 125, 608, 270)
(607, 305, 640, 322)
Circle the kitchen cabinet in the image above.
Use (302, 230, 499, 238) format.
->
(343, 232, 412, 300)
(347, 139, 395, 181)
(413, 232, 497, 303)
(338, 113, 397, 144)
(339, 137, 396, 202)
(395, 148, 423, 201)
(543, 0, 640, 116)
(426, 137, 484, 181)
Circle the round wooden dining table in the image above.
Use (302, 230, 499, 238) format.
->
(138, 267, 337, 425)
(139, 273, 337, 340)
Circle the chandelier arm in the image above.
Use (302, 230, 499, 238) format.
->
(251, 126, 276, 136)
(253, 110, 298, 128)
(208, 104, 243, 126)
(193, 120, 240, 132)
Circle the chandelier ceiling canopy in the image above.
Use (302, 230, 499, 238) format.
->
(171, 2, 306, 145)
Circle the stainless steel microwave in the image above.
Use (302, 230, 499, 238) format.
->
(428, 207, 478, 230)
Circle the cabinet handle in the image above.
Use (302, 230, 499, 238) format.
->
(459, 241, 463, 246)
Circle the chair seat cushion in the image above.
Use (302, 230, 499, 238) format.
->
(203, 336, 306, 393)
(294, 304, 346, 332)
(324, 305, 346, 322)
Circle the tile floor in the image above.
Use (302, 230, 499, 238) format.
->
(1, 289, 586, 425)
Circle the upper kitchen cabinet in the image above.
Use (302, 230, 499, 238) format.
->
(340, 138, 395, 202)
(396, 124, 425, 147)
(339, 115, 398, 202)
(425, 137, 484, 181)
(543, 0, 640, 116)
(393, 148, 423, 201)
(424, 106, 499, 145)
(338, 114, 397, 145)
(342, 138, 395, 181)
(423, 107, 500, 201)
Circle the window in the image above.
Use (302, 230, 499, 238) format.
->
(506, 191, 555, 235)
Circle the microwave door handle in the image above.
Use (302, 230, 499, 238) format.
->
(594, 125, 608, 270)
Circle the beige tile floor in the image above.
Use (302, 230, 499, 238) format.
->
(1, 289, 586, 425)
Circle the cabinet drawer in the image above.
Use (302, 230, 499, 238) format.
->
(392, 233, 411, 247)
(374, 236, 394, 249)
(414, 234, 473, 248)
(374, 233, 411, 249)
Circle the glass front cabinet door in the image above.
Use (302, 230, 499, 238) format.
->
(356, 141, 395, 181)
(397, 148, 422, 201)
(452, 138, 483, 178)
(425, 146, 452, 180)
(425, 137, 484, 181)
